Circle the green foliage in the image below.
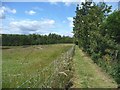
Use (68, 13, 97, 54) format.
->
(101, 11, 120, 43)
(73, 1, 120, 84)
(73, 46, 117, 88)
(2, 33, 73, 46)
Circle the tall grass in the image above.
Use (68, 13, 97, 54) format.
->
(2, 44, 73, 88)
(16, 45, 75, 88)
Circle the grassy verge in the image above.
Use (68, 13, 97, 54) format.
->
(72, 46, 117, 88)
(2, 44, 73, 88)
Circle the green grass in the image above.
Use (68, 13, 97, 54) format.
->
(72, 46, 117, 88)
(2, 44, 73, 88)
(0, 48, 2, 89)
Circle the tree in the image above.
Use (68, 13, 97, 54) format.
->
(2, 34, 73, 46)
(102, 11, 120, 43)
(73, 1, 120, 84)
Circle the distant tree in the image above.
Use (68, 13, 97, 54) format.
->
(2, 34, 73, 46)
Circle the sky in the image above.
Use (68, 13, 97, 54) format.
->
(0, 1, 119, 36)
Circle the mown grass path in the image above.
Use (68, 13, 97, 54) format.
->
(72, 46, 118, 88)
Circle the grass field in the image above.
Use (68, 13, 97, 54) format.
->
(72, 46, 117, 88)
(2, 44, 118, 88)
(2, 44, 73, 88)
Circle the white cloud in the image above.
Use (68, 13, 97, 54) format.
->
(62, 20, 66, 23)
(48, 0, 80, 2)
(3, 19, 55, 34)
(47, 0, 80, 6)
(48, 0, 60, 2)
(64, 2, 72, 6)
(2, 6, 16, 14)
(67, 17, 73, 27)
(50, 2, 58, 5)
(25, 10, 36, 15)
(63, 0, 79, 6)
(0, 6, 16, 19)
(0, 8, 5, 19)
(3, 0, 120, 2)
(33, 7, 43, 11)
(11, 9, 16, 14)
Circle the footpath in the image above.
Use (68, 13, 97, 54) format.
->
(72, 46, 118, 88)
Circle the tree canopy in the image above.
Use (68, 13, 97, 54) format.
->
(2, 33, 73, 46)
(73, 1, 120, 84)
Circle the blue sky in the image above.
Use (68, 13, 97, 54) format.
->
(0, 1, 119, 36)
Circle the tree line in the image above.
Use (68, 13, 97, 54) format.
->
(2, 33, 73, 46)
(73, 1, 120, 84)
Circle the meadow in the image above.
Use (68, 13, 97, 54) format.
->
(2, 44, 118, 88)
(2, 44, 73, 88)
